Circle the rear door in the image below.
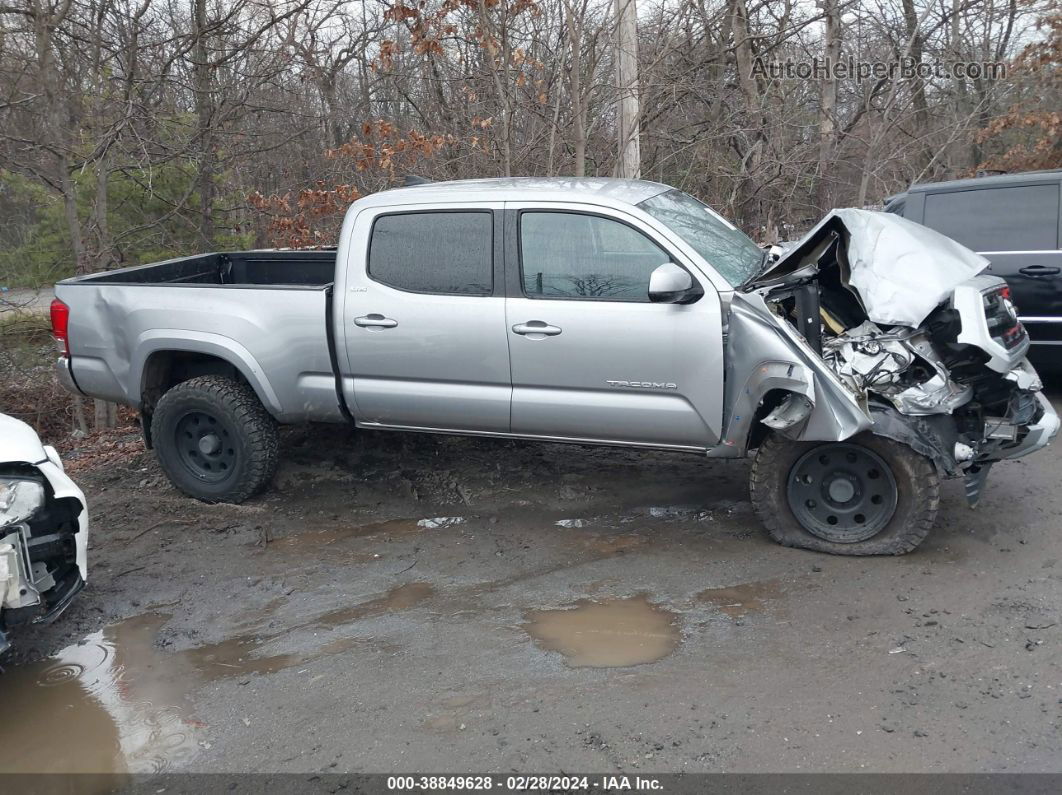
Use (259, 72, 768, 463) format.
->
(920, 181, 1062, 346)
(338, 203, 511, 432)
(503, 203, 724, 449)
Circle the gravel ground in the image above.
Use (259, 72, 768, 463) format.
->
(2, 392, 1061, 775)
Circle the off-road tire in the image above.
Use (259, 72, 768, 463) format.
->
(151, 375, 279, 503)
(750, 432, 940, 555)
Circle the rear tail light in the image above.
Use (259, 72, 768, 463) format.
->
(50, 298, 70, 358)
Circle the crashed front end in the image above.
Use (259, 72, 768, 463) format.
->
(0, 416, 88, 654)
(737, 208, 1058, 505)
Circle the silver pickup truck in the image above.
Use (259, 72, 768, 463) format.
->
(53, 178, 1058, 555)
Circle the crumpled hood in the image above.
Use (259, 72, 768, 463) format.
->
(0, 413, 49, 465)
(761, 208, 989, 327)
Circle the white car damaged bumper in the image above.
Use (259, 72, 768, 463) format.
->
(0, 414, 88, 654)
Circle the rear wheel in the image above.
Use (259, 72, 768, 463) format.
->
(750, 432, 939, 555)
(151, 375, 278, 503)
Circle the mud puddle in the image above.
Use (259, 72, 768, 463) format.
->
(0, 582, 435, 773)
(524, 595, 680, 668)
(0, 614, 198, 774)
(698, 580, 781, 618)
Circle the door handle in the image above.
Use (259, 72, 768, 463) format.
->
(1018, 265, 1061, 277)
(512, 321, 562, 337)
(354, 314, 398, 329)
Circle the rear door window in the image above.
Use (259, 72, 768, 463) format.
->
(922, 185, 1060, 252)
(368, 211, 493, 295)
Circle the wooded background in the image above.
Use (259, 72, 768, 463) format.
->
(0, 0, 1059, 290)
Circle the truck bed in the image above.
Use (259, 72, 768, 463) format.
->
(66, 250, 335, 288)
(55, 249, 344, 425)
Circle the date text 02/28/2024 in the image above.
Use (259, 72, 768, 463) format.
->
(386, 775, 664, 791)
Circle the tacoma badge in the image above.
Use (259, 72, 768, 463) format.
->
(606, 380, 678, 389)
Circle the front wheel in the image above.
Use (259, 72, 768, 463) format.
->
(750, 432, 940, 555)
(150, 375, 279, 503)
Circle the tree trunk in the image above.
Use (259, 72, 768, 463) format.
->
(728, 0, 764, 224)
(93, 398, 117, 431)
(729, 0, 760, 123)
(901, 0, 929, 164)
(564, 0, 587, 177)
(72, 397, 89, 436)
(59, 160, 90, 275)
(478, 0, 513, 176)
(93, 152, 118, 429)
(31, 0, 117, 432)
(948, 0, 972, 171)
(192, 0, 216, 248)
(94, 150, 112, 270)
(33, 0, 88, 275)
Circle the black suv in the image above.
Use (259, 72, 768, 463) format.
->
(885, 170, 1062, 369)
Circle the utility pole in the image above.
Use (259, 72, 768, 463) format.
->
(614, 0, 640, 179)
(816, 0, 841, 213)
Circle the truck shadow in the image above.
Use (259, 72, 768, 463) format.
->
(273, 422, 752, 523)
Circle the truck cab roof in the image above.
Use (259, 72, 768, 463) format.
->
(357, 177, 673, 209)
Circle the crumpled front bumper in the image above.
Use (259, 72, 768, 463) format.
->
(962, 390, 1058, 508)
(1, 528, 85, 625)
(0, 456, 89, 652)
(1002, 391, 1060, 460)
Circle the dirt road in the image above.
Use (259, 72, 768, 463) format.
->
(3, 399, 1061, 774)
(0, 287, 53, 314)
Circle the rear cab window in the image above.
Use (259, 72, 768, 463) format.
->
(368, 211, 493, 295)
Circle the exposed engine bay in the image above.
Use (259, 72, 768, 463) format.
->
(746, 208, 1059, 506)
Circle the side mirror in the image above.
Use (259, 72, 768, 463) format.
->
(648, 263, 703, 304)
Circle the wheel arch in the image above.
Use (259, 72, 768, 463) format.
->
(719, 295, 872, 454)
(135, 334, 283, 433)
(745, 388, 794, 451)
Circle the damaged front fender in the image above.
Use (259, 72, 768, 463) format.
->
(715, 293, 872, 454)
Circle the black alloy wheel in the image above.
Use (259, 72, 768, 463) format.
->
(785, 443, 899, 543)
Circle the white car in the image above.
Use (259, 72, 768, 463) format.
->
(0, 413, 88, 653)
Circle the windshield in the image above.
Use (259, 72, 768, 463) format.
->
(638, 189, 764, 286)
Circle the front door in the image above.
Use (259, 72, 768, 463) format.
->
(505, 205, 724, 449)
(339, 204, 511, 433)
